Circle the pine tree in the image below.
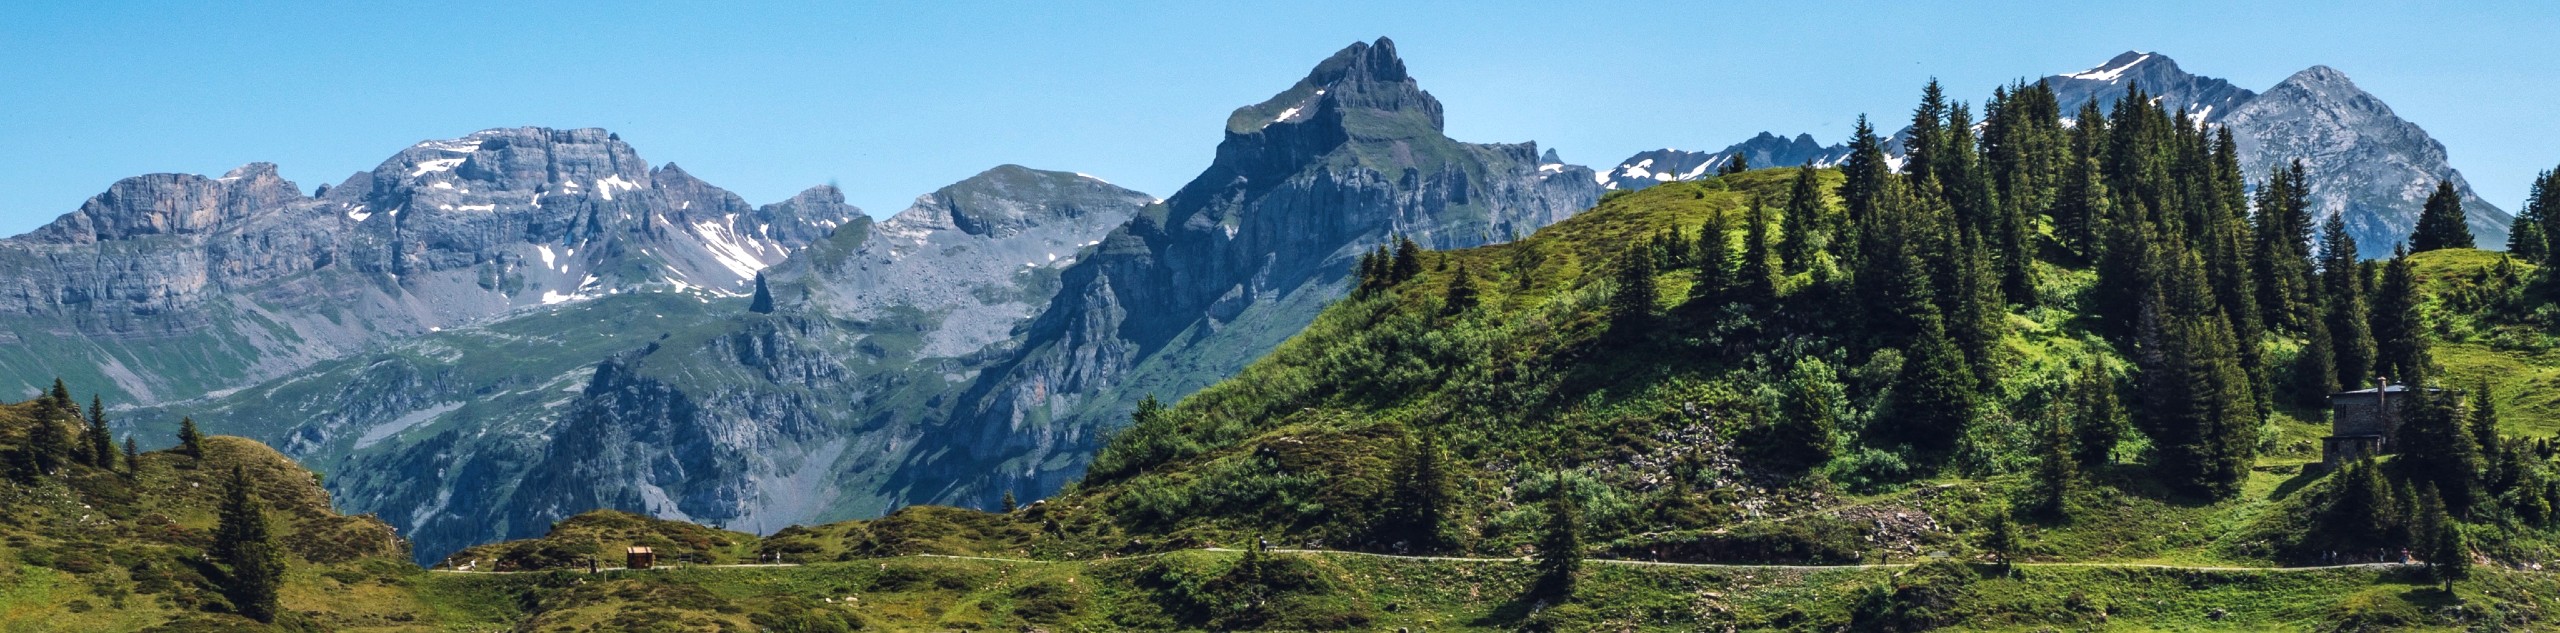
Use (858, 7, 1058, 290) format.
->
(2252, 161, 2316, 332)
(2534, 168, 2560, 270)
(1767, 358, 1845, 473)
(2409, 181, 2473, 252)
(2395, 388, 2480, 517)
(177, 416, 205, 460)
(1837, 117, 1890, 269)
(1391, 236, 1425, 283)
(1609, 246, 1657, 334)
(1720, 152, 1750, 176)
(2467, 378, 2502, 460)
(2132, 249, 2261, 499)
(1779, 163, 1824, 274)
(1892, 311, 1976, 458)
(1981, 504, 2021, 572)
(2371, 247, 2430, 384)
(214, 466, 285, 622)
(2321, 217, 2377, 389)
(1393, 433, 1456, 552)
(748, 272, 775, 314)
(1535, 485, 1582, 599)
(2054, 100, 2112, 258)
(1691, 209, 1733, 305)
(1739, 196, 1779, 305)
(121, 436, 139, 474)
(1440, 264, 1479, 315)
(2511, 205, 2549, 264)
(2412, 484, 2464, 591)
(2032, 411, 2078, 519)
(2070, 361, 2125, 469)
(2291, 309, 2341, 408)
(1903, 80, 1950, 185)
(2320, 459, 2396, 552)
(23, 400, 69, 476)
(85, 395, 113, 469)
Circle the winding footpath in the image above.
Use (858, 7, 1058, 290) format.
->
(427, 547, 2413, 575)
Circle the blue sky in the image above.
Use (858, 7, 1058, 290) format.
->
(2, 1, 2553, 235)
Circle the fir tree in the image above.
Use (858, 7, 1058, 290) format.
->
(2320, 217, 2377, 389)
(1391, 236, 1425, 283)
(1440, 264, 1479, 315)
(748, 272, 775, 314)
(2395, 388, 2480, 517)
(1903, 80, 1950, 185)
(2466, 378, 2502, 460)
(2252, 161, 2317, 332)
(1981, 504, 2021, 573)
(177, 416, 205, 459)
(1609, 246, 1658, 334)
(2290, 309, 2341, 408)
(214, 466, 285, 622)
(1001, 491, 1017, 513)
(22, 400, 69, 476)
(2524, 167, 2560, 271)
(2032, 411, 2078, 520)
(2053, 100, 2112, 258)
(2069, 361, 2125, 468)
(2408, 181, 2473, 252)
(2412, 484, 2465, 591)
(2511, 204, 2549, 264)
(1892, 311, 1977, 458)
(1779, 163, 1824, 274)
(1535, 485, 1582, 599)
(2321, 459, 2396, 552)
(1720, 152, 1749, 176)
(2371, 247, 2430, 384)
(1691, 209, 1733, 304)
(2132, 250, 2261, 499)
(1765, 359, 1845, 473)
(1393, 433, 1456, 552)
(85, 395, 113, 469)
(1739, 196, 1779, 305)
(1837, 117, 1890, 268)
(121, 436, 139, 474)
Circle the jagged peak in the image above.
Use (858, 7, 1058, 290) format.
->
(2279, 65, 2357, 89)
(2062, 51, 2176, 82)
(218, 162, 282, 182)
(1225, 37, 1439, 136)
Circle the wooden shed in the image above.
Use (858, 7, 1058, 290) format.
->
(626, 546, 656, 570)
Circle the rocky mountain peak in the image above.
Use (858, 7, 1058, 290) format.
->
(1226, 37, 1441, 138)
(18, 162, 305, 245)
(878, 165, 1143, 240)
(2042, 51, 2255, 119)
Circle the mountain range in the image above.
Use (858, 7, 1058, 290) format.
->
(0, 43, 2520, 564)
(1600, 51, 2510, 257)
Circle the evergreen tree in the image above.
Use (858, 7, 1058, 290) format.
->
(2053, 100, 2112, 258)
(1837, 117, 1890, 269)
(2252, 161, 2316, 332)
(2290, 309, 2341, 408)
(2132, 250, 2261, 499)
(2032, 411, 2078, 519)
(1535, 485, 1582, 599)
(1001, 491, 1017, 513)
(1948, 229, 2007, 387)
(1440, 264, 1479, 315)
(85, 395, 113, 469)
(2466, 378, 2502, 460)
(2412, 484, 2465, 591)
(747, 272, 775, 314)
(2070, 361, 2125, 469)
(2319, 459, 2397, 553)
(177, 416, 205, 459)
(2409, 181, 2473, 252)
(2395, 388, 2480, 517)
(1691, 209, 1733, 304)
(214, 467, 285, 622)
(1891, 311, 1977, 457)
(122, 436, 139, 474)
(2320, 217, 2376, 389)
(22, 400, 69, 476)
(1720, 152, 1750, 176)
(2508, 167, 2549, 263)
(1393, 433, 1456, 552)
(1765, 359, 1845, 473)
(1903, 80, 1950, 185)
(1739, 196, 1779, 305)
(2371, 247, 2430, 384)
(1982, 505, 2021, 572)
(1391, 236, 1425, 283)
(1609, 246, 1658, 334)
(1779, 163, 1824, 274)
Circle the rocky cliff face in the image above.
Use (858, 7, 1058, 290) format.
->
(1599, 132, 1850, 191)
(928, 37, 1602, 508)
(2036, 52, 2508, 257)
(0, 127, 856, 403)
(151, 165, 1156, 561)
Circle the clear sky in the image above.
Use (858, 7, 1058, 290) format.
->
(2, 1, 2553, 235)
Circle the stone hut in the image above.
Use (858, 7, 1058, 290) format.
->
(2321, 382, 2436, 468)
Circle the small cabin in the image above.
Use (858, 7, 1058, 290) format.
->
(2320, 383, 2437, 468)
(626, 546, 656, 570)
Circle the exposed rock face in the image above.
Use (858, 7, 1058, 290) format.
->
(0, 127, 857, 403)
(153, 165, 1155, 562)
(2036, 52, 2508, 257)
(1599, 132, 1850, 191)
(2221, 67, 2509, 257)
(930, 37, 1602, 507)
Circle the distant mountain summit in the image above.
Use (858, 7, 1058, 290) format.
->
(0, 127, 856, 403)
(1598, 132, 1850, 191)
(1596, 51, 2508, 257)
(2035, 51, 2506, 257)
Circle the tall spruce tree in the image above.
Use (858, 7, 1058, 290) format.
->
(1609, 246, 1658, 334)
(2511, 171, 2550, 263)
(2032, 411, 2078, 519)
(1692, 208, 1734, 304)
(1391, 236, 1425, 283)
(1536, 485, 1583, 599)
(1779, 163, 1825, 274)
(2132, 249, 2261, 499)
(1740, 196, 1779, 305)
(2371, 247, 2430, 384)
(214, 466, 285, 622)
(2291, 308, 2341, 407)
(1892, 310, 1977, 458)
(2252, 161, 2316, 332)
(1903, 80, 1950, 185)
(1393, 433, 1456, 551)
(2070, 361, 2126, 468)
(1837, 116, 1890, 269)
(2409, 181, 2474, 252)
(1720, 152, 1750, 176)
(23, 399, 69, 476)
(2320, 217, 2377, 389)
(2395, 388, 2480, 517)
(177, 416, 205, 459)
(1440, 264, 1479, 315)
(85, 395, 113, 469)
(2054, 100, 2112, 258)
